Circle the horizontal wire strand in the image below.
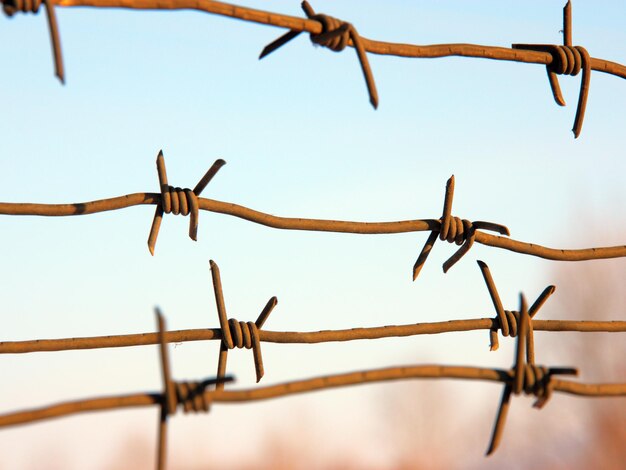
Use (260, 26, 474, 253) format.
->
(51, 0, 626, 80)
(1, 191, 625, 263)
(0, 364, 624, 429)
(1, 318, 624, 354)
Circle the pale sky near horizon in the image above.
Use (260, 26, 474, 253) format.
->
(0, 1, 625, 468)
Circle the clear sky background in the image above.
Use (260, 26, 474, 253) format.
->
(0, 1, 625, 468)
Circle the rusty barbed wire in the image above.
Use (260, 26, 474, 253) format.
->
(2, 150, 626, 274)
(260, 1, 378, 109)
(513, 1, 590, 136)
(0, 351, 623, 459)
(3, 0, 625, 135)
(209, 259, 278, 387)
(1, 260, 624, 357)
(0, 269, 624, 465)
(154, 309, 234, 470)
(484, 294, 579, 455)
(147, 151, 225, 255)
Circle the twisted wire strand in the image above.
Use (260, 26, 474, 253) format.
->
(260, 1, 378, 108)
(2, 158, 626, 270)
(2, 0, 64, 82)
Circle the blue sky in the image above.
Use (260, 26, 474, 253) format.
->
(1, 1, 625, 468)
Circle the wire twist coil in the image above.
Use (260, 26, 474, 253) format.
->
(260, 0, 378, 109)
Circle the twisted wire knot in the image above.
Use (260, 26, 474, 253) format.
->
(308, 13, 351, 52)
(494, 309, 519, 338)
(147, 150, 225, 255)
(439, 214, 474, 246)
(412, 176, 509, 280)
(517, 364, 554, 408)
(210, 260, 278, 387)
(548, 45, 587, 76)
(3, 0, 41, 15)
(2, 0, 64, 83)
(175, 380, 212, 413)
(259, 1, 378, 108)
(224, 318, 261, 351)
(160, 185, 198, 217)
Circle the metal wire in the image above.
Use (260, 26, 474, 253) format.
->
(0, 262, 624, 466)
(2, 151, 626, 276)
(1, 260, 625, 357)
(3, 0, 625, 135)
(1, 1, 625, 466)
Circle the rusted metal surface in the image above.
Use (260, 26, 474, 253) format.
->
(2, 152, 626, 273)
(2, 0, 625, 134)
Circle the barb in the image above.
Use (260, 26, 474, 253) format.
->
(477, 260, 555, 351)
(155, 308, 233, 469)
(485, 294, 578, 455)
(2, 0, 64, 82)
(260, 1, 378, 108)
(0, 363, 622, 430)
(3, 159, 625, 269)
(412, 175, 509, 280)
(513, 1, 591, 137)
(147, 151, 225, 255)
(210, 260, 277, 386)
(2, 0, 622, 133)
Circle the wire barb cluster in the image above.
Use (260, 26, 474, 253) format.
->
(210, 260, 277, 386)
(412, 175, 510, 280)
(155, 308, 233, 469)
(147, 151, 225, 255)
(260, 1, 378, 109)
(486, 295, 578, 455)
(513, 1, 590, 137)
(477, 260, 555, 351)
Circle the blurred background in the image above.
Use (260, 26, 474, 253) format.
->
(0, 0, 624, 468)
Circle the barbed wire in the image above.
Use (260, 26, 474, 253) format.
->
(1, 260, 625, 358)
(2, 151, 626, 278)
(0, 262, 624, 466)
(2, 1, 625, 466)
(0, 301, 624, 465)
(3, 0, 625, 136)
